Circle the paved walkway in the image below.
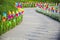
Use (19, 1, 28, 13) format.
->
(0, 8, 60, 40)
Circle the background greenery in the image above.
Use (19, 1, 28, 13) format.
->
(0, 0, 60, 14)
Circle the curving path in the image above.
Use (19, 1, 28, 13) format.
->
(0, 8, 60, 40)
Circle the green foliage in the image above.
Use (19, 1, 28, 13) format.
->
(51, 0, 60, 3)
(0, 0, 17, 14)
(0, 0, 4, 4)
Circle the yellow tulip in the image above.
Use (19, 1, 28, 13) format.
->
(12, 11, 15, 14)
(8, 11, 11, 15)
(18, 8, 22, 12)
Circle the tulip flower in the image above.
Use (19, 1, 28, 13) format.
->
(16, 11, 19, 17)
(3, 12, 7, 17)
(16, 2, 18, 7)
(2, 17, 6, 22)
(8, 11, 11, 15)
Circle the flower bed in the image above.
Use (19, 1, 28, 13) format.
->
(35, 2, 60, 22)
(0, 2, 24, 35)
(36, 7, 60, 22)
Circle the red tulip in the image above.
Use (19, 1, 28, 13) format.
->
(16, 14, 18, 17)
